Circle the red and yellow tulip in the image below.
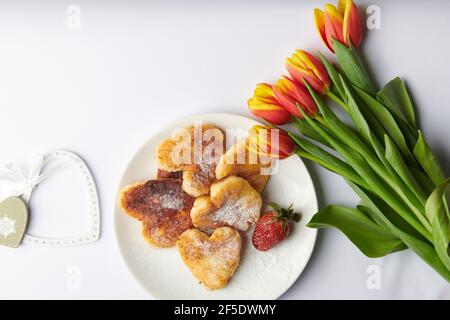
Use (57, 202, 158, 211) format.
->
(248, 125, 296, 160)
(286, 50, 330, 94)
(248, 83, 292, 125)
(272, 76, 317, 118)
(314, 0, 362, 52)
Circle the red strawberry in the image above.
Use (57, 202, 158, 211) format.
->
(252, 203, 301, 251)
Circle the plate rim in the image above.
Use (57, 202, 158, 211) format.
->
(113, 112, 318, 299)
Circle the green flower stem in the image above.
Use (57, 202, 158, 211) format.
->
(329, 118, 431, 232)
(292, 117, 330, 147)
(297, 105, 433, 242)
(326, 90, 349, 112)
(350, 182, 450, 281)
(333, 40, 376, 95)
(290, 133, 369, 190)
(307, 89, 431, 232)
(295, 149, 368, 190)
(314, 115, 326, 125)
(333, 80, 430, 226)
(295, 148, 369, 189)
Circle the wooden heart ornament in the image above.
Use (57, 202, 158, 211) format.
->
(0, 197, 28, 248)
(177, 227, 241, 290)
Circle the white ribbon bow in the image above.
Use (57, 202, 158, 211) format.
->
(0, 154, 72, 203)
(0, 150, 100, 247)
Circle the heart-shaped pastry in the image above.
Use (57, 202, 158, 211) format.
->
(120, 179, 195, 247)
(0, 197, 28, 248)
(190, 175, 262, 231)
(215, 138, 271, 193)
(155, 124, 225, 197)
(177, 227, 241, 290)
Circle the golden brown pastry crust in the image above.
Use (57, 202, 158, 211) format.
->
(155, 124, 225, 197)
(156, 169, 183, 180)
(215, 138, 271, 193)
(177, 227, 241, 290)
(120, 179, 194, 247)
(190, 175, 262, 231)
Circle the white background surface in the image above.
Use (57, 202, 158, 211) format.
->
(0, 0, 449, 299)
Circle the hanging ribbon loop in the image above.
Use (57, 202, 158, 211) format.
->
(0, 154, 72, 202)
(0, 150, 100, 247)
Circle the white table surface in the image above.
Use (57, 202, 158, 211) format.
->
(0, 0, 449, 299)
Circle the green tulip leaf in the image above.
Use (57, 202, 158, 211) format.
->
(377, 77, 416, 128)
(292, 117, 330, 147)
(297, 100, 431, 240)
(308, 205, 405, 258)
(290, 133, 368, 189)
(413, 131, 445, 186)
(425, 178, 450, 271)
(349, 181, 450, 281)
(332, 40, 376, 95)
(353, 84, 416, 167)
(339, 75, 391, 168)
(408, 166, 435, 197)
(339, 78, 428, 225)
(357, 192, 426, 241)
(384, 134, 426, 206)
(319, 53, 345, 99)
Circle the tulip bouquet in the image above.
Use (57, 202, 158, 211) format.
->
(247, 0, 450, 281)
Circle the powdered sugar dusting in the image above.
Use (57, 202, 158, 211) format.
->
(212, 198, 259, 231)
(192, 162, 215, 184)
(208, 239, 240, 270)
(159, 193, 184, 210)
(186, 231, 241, 270)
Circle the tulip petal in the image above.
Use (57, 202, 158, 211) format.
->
(291, 53, 316, 75)
(314, 9, 333, 52)
(268, 128, 295, 159)
(292, 84, 318, 115)
(278, 132, 296, 158)
(287, 56, 316, 78)
(248, 126, 295, 160)
(248, 101, 291, 125)
(283, 76, 318, 115)
(250, 108, 292, 125)
(338, 0, 346, 15)
(287, 61, 323, 94)
(295, 50, 330, 87)
(248, 85, 292, 125)
(343, 0, 362, 47)
(325, 4, 344, 24)
(254, 83, 277, 99)
(272, 76, 318, 118)
(324, 4, 345, 47)
(248, 109, 291, 126)
(273, 83, 302, 118)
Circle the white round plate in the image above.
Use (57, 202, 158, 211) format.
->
(114, 113, 318, 300)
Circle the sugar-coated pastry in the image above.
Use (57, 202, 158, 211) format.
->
(215, 138, 271, 193)
(155, 124, 225, 197)
(177, 227, 241, 290)
(190, 175, 262, 231)
(120, 179, 194, 247)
